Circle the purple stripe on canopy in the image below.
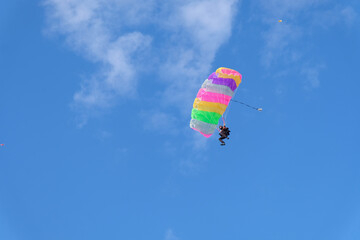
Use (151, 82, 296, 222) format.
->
(208, 73, 237, 91)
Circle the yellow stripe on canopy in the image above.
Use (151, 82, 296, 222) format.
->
(193, 98, 227, 115)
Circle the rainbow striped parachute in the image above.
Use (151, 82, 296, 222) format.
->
(190, 67, 242, 138)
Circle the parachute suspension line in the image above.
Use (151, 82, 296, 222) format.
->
(230, 99, 263, 111)
(222, 100, 232, 125)
(221, 86, 238, 126)
(222, 86, 239, 125)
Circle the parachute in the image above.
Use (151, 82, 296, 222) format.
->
(190, 67, 242, 138)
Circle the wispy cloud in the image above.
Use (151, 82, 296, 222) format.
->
(44, 0, 152, 110)
(165, 229, 180, 240)
(44, 0, 239, 114)
(258, 1, 358, 66)
(259, 0, 324, 16)
(313, 5, 358, 28)
(261, 23, 302, 67)
(97, 129, 112, 140)
(301, 64, 325, 90)
(258, 0, 322, 67)
(255, 0, 358, 93)
(140, 110, 180, 135)
(178, 155, 208, 176)
(159, 0, 239, 113)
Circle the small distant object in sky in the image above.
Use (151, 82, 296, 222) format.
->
(278, 20, 283, 23)
(0, 144, 4, 147)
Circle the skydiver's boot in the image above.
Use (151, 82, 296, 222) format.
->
(221, 142, 225, 146)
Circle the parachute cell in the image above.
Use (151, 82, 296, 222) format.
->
(190, 67, 242, 137)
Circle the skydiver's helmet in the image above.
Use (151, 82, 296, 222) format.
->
(219, 126, 224, 130)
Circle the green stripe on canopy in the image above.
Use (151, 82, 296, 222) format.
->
(191, 109, 221, 125)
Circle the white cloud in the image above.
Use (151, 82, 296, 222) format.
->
(259, 0, 324, 16)
(191, 132, 209, 150)
(301, 64, 325, 90)
(261, 23, 302, 67)
(97, 130, 112, 141)
(179, 155, 208, 175)
(313, 5, 358, 28)
(258, 1, 358, 68)
(258, 0, 324, 67)
(341, 6, 357, 25)
(179, 0, 236, 54)
(140, 110, 180, 135)
(159, 2, 240, 153)
(165, 229, 179, 240)
(158, 0, 239, 113)
(255, 0, 357, 94)
(44, 0, 152, 111)
(44, 0, 239, 124)
(44, 1, 240, 169)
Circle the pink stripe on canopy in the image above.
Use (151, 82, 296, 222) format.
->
(196, 88, 231, 105)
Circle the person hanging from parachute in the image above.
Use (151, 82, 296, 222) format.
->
(217, 117, 230, 145)
(218, 125, 230, 145)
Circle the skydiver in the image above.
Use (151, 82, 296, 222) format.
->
(218, 125, 230, 146)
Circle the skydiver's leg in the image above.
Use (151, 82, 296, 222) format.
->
(219, 136, 226, 145)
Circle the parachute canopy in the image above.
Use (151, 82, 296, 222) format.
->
(190, 67, 242, 138)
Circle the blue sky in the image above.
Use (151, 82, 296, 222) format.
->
(1, 0, 360, 239)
